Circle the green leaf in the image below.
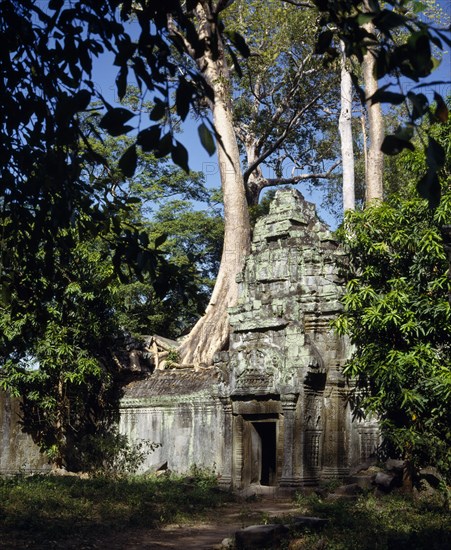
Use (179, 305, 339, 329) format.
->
(412, 2, 427, 14)
(225, 31, 251, 58)
(407, 92, 429, 120)
(381, 135, 415, 155)
(356, 14, 374, 25)
(198, 123, 215, 156)
(375, 50, 390, 79)
(116, 65, 128, 101)
(408, 33, 433, 77)
(434, 93, 449, 123)
(69, 89, 92, 113)
(100, 108, 135, 136)
(118, 145, 137, 178)
(394, 125, 414, 141)
(154, 133, 172, 158)
(427, 137, 446, 171)
(149, 99, 166, 121)
(137, 125, 161, 152)
(374, 10, 407, 32)
(227, 46, 243, 79)
(370, 89, 405, 105)
(154, 234, 167, 249)
(315, 30, 333, 54)
(417, 171, 441, 208)
(171, 140, 190, 173)
(1, 283, 11, 306)
(175, 78, 193, 121)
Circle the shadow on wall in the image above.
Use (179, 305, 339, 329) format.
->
(0, 391, 50, 474)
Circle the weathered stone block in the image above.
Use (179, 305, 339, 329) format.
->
(235, 524, 289, 549)
(374, 471, 397, 489)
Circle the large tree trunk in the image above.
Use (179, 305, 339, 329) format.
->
(339, 42, 355, 212)
(178, 4, 251, 366)
(363, 6, 384, 203)
(244, 138, 265, 206)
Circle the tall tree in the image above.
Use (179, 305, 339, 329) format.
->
(2, 0, 447, 373)
(171, 1, 252, 366)
(313, 0, 450, 208)
(339, 41, 356, 211)
(362, 0, 385, 202)
(162, 0, 448, 364)
(333, 109, 451, 480)
(174, 0, 343, 365)
(226, 0, 341, 206)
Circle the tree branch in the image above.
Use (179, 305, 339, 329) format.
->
(214, 0, 236, 14)
(234, 121, 250, 144)
(254, 60, 318, 153)
(167, 14, 197, 60)
(244, 93, 322, 182)
(262, 159, 341, 189)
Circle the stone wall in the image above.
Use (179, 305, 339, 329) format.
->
(0, 391, 50, 474)
(212, 189, 378, 488)
(119, 370, 226, 474)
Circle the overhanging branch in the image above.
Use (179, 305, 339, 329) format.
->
(244, 93, 323, 183)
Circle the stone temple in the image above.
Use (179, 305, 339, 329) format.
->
(0, 189, 379, 485)
(119, 189, 379, 489)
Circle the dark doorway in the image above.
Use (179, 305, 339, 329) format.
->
(253, 421, 277, 485)
(241, 415, 279, 487)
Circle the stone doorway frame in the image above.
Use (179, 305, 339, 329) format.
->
(232, 412, 283, 489)
(238, 414, 280, 487)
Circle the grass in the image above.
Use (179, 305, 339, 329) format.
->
(1, 473, 450, 549)
(0, 468, 233, 547)
(286, 490, 451, 550)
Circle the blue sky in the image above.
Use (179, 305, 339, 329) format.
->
(91, 2, 451, 230)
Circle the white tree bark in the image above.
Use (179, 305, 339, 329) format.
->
(178, 3, 251, 366)
(362, 5, 384, 203)
(339, 42, 355, 212)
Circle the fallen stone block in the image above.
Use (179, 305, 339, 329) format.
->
(374, 471, 397, 489)
(344, 474, 375, 491)
(235, 524, 289, 549)
(385, 459, 405, 473)
(289, 517, 329, 529)
(419, 466, 443, 489)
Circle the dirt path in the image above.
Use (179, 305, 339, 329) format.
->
(1, 498, 301, 550)
(106, 499, 300, 549)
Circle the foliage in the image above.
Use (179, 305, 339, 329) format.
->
(136, 199, 224, 338)
(77, 428, 160, 478)
(0, 166, 221, 470)
(0, 0, 162, 311)
(0, 1, 178, 464)
(0, 225, 130, 470)
(0, 474, 449, 549)
(1, 61, 223, 465)
(0, 0, 234, 360)
(384, 97, 451, 198)
(290, 492, 450, 549)
(334, 167, 451, 479)
(313, 0, 450, 207)
(223, 0, 341, 203)
(0, 469, 232, 546)
(80, 95, 224, 340)
(1, 0, 448, 471)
